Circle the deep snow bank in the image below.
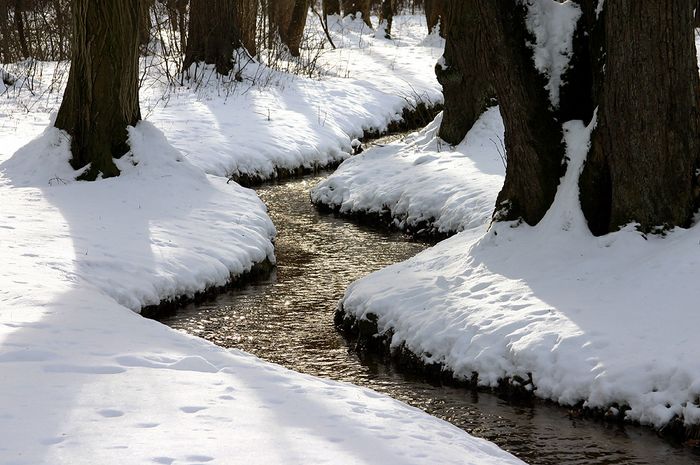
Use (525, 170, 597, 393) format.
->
(311, 108, 505, 235)
(0, 124, 525, 464)
(336, 116, 700, 430)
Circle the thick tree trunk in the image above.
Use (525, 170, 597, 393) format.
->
(323, 0, 340, 16)
(424, 0, 446, 36)
(184, 0, 238, 74)
(436, 0, 493, 145)
(477, 0, 565, 225)
(269, 0, 295, 46)
(695, 0, 700, 27)
(342, 0, 372, 27)
(379, 0, 393, 37)
(286, 0, 309, 57)
(55, 0, 141, 180)
(580, 0, 700, 234)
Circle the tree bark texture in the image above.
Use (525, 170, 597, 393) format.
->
(55, 0, 141, 180)
(424, 0, 446, 35)
(436, 0, 493, 145)
(139, 0, 154, 47)
(477, 0, 565, 225)
(342, 0, 372, 27)
(580, 0, 700, 233)
(184, 0, 239, 74)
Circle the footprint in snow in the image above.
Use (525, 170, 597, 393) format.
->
(97, 409, 124, 418)
(180, 406, 207, 413)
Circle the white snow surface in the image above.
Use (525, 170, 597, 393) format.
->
(338, 114, 700, 429)
(0, 15, 526, 465)
(311, 108, 506, 234)
(522, 0, 581, 108)
(153, 15, 443, 179)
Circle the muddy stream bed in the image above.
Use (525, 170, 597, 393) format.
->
(160, 171, 700, 465)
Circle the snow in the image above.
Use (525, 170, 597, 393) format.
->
(0, 14, 525, 465)
(167, 14, 442, 180)
(521, 0, 581, 108)
(311, 108, 506, 235)
(335, 111, 700, 429)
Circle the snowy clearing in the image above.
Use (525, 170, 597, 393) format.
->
(0, 14, 526, 465)
(335, 113, 700, 430)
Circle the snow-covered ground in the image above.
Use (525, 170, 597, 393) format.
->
(0, 14, 526, 465)
(311, 108, 505, 234)
(332, 112, 700, 430)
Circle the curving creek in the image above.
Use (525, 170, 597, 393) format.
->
(159, 168, 700, 465)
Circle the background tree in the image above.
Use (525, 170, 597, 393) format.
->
(424, 0, 445, 35)
(54, 0, 142, 180)
(378, 0, 394, 37)
(435, 0, 493, 145)
(322, 0, 340, 17)
(342, 0, 372, 27)
(184, 0, 256, 73)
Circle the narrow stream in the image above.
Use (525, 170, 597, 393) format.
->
(160, 172, 699, 465)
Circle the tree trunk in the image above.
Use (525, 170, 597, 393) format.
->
(695, 0, 700, 27)
(13, 0, 28, 58)
(0, 0, 10, 62)
(424, 0, 446, 36)
(379, 0, 393, 38)
(139, 0, 153, 47)
(580, 0, 700, 234)
(269, 0, 295, 46)
(54, 0, 141, 180)
(235, 0, 257, 57)
(342, 0, 372, 27)
(477, 0, 565, 225)
(286, 0, 309, 57)
(184, 0, 237, 74)
(436, 0, 493, 145)
(323, 0, 340, 16)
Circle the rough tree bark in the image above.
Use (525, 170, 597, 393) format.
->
(435, 0, 493, 145)
(184, 0, 239, 74)
(323, 0, 340, 16)
(55, 0, 141, 180)
(580, 0, 700, 234)
(342, 0, 372, 27)
(424, 0, 446, 36)
(477, 0, 565, 225)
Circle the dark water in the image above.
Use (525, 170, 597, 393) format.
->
(161, 172, 700, 465)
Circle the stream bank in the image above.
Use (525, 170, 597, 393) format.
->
(159, 172, 700, 465)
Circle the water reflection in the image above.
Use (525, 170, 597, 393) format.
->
(161, 173, 699, 465)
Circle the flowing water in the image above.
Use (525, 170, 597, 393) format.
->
(160, 172, 700, 465)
